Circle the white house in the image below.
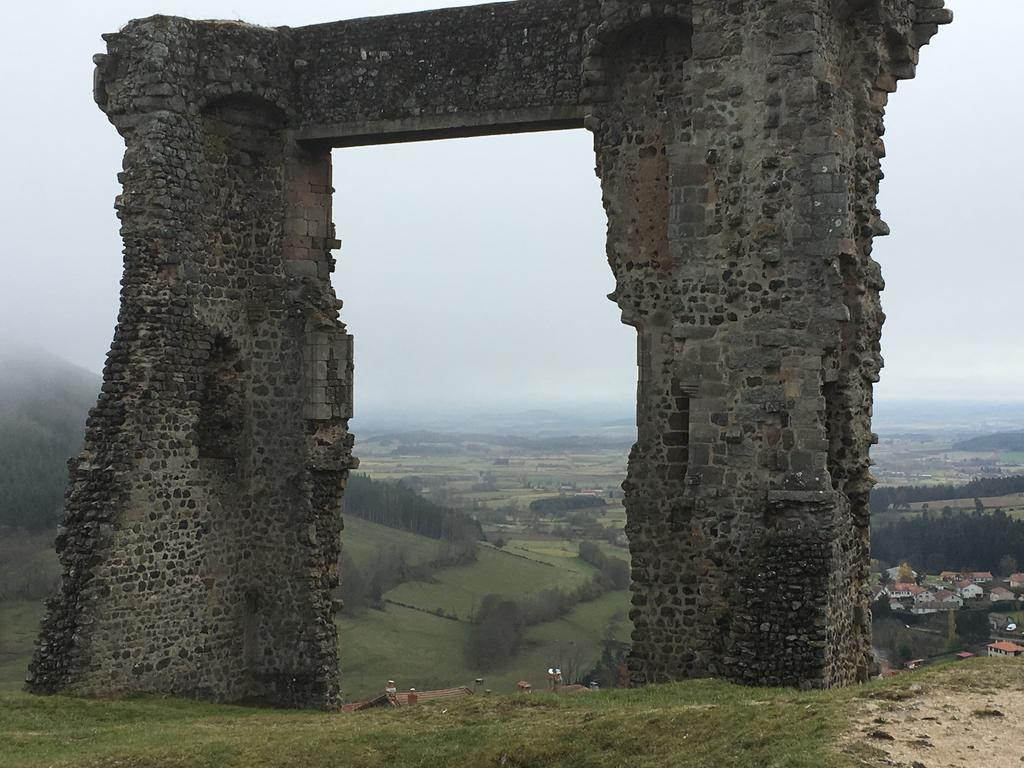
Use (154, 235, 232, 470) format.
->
(1010, 573, 1024, 590)
(957, 581, 983, 600)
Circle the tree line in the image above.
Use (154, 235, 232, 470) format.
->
(344, 473, 483, 545)
(872, 507, 1024, 574)
(528, 496, 607, 516)
(869, 474, 1024, 514)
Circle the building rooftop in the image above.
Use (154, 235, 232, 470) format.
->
(988, 641, 1024, 653)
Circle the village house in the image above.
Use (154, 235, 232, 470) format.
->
(990, 587, 1016, 603)
(910, 589, 961, 615)
(957, 581, 984, 600)
(932, 589, 963, 607)
(886, 566, 918, 582)
(987, 641, 1024, 658)
(939, 570, 993, 584)
(885, 583, 918, 600)
(1010, 573, 1024, 590)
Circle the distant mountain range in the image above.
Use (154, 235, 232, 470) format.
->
(0, 347, 99, 531)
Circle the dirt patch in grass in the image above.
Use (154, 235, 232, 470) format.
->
(841, 661, 1024, 768)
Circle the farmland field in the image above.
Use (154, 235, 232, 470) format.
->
(0, 515, 632, 701)
(385, 545, 598, 621)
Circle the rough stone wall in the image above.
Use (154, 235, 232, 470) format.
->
(293, 1, 587, 132)
(585, 0, 949, 689)
(27, 18, 353, 707)
(30, 0, 949, 707)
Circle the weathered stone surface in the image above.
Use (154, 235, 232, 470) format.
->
(29, 0, 950, 708)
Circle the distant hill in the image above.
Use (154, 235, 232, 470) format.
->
(952, 431, 1024, 452)
(870, 474, 1024, 514)
(0, 347, 99, 532)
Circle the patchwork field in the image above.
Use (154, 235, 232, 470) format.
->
(905, 491, 1024, 513)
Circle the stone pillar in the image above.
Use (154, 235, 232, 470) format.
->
(585, 0, 950, 688)
(27, 17, 353, 708)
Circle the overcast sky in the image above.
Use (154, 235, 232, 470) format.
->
(0, 1, 1019, 414)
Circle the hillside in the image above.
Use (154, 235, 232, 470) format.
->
(952, 431, 1024, 452)
(0, 347, 99, 532)
(1, 519, 630, 700)
(1, 660, 1021, 767)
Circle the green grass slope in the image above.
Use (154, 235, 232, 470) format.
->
(0, 521, 631, 701)
(3, 659, 1020, 768)
(0, 680, 842, 768)
(0, 601, 44, 691)
(342, 517, 444, 569)
(338, 590, 630, 700)
(385, 544, 598, 621)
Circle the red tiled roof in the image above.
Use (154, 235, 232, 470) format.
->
(393, 687, 472, 704)
(988, 641, 1024, 653)
(342, 686, 473, 712)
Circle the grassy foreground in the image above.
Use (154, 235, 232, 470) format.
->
(3, 659, 1020, 768)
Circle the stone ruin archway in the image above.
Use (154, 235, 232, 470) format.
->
(28, 0, 951, 708)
